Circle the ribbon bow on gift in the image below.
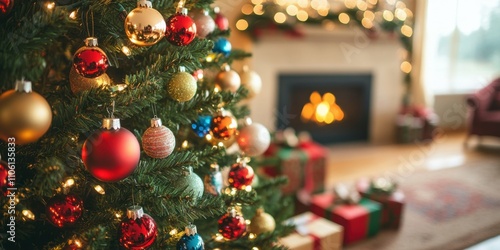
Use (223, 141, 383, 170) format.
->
(369, 177, 398, 195)
(284, 213, 319, 236)
(333, 183, 361, 205)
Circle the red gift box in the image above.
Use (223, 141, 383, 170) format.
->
(310, 193, 381, 245)
(364, 191, 404, 229)
(298, 141, 327, 194)
(356, 179, 405, 229)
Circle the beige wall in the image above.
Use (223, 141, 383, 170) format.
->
(215, 1, 405, 144)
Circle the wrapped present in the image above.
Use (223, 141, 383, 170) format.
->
(279, 212, 343, 250)
(260, 129, 327, 195)
(298, 141, 327, 194)
(310, 190, 381, 245)
(356, 177, 405, 229)
(261, 145, 309, 194)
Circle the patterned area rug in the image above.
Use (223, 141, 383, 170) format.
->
(346, 158, 500, 250)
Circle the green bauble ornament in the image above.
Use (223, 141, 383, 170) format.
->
(175, 166, 204, 200)
(168, 67, 197, 102)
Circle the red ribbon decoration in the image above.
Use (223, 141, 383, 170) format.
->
(310, 233, 322, 250)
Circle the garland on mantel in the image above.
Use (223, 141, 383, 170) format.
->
(237, 0, 415, 106)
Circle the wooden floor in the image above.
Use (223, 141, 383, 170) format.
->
(324, 130, 500, 189)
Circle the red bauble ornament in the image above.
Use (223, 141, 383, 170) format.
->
(228, 161, 254, 190)
(213, 7, 228, 31)
(192, 69, 204, 81)
(0, 0, 14, 17)
(142, 117, 176, 159)
(73, 37, 109, 78)
(46, 194, 84, 228)
(218, 207, 246, 240)
(119, 205, 157, 250)
(165, 8, 197, 46)
(82, 118, 140, 182)
(0, 160, 9, 196)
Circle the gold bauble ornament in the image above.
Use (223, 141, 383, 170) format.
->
(0, 80, 52, 145)
(69, 67, 111, 94)
(210, 109, 237, 144)
(239, 66, 262, 99)
(248, 208, 276, 235)
(168, 67, 197, 102)
(214, 134, 236, 148)
(124, 0, 166, 46)
(215, 65, 241, 93)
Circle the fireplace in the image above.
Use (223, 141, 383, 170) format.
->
(277, 74, 372, 144)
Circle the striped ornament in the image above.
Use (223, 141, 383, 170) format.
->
(142, 118, 176, 159)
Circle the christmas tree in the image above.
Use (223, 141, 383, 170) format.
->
(0, 0, 293, 249)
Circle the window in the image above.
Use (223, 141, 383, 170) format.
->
(423, 0, 500, 94)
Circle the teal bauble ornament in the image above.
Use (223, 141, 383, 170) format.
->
(176, 224, 204, 250)
(204, 163, 223, 196)
(175, 167, 204, 200)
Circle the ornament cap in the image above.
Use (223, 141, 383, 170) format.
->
(222, 64, 230, 72)
(256, 207, 264, 215)
(182, 166, 194, 176)
(210, 163, 219, 172)
(102, 118, 121, 130)
(137, 0, 152, 8)
(84, 37, 99, 47)
(214, 6, 220, 13)
(15, 79, 33, 93)
(243, 116, 253, 126)
(242, 65, 249, 72)
(150, 117, 162, 127)
(176, 7, 188, 15)
(185, 223, 198, 236)
(216, 108, 229, 117)
(227, 206, 237, 217)
(178, 66, 186, 72)
(126, 205, 144, 220)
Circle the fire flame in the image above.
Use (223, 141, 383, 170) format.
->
(301, 91, 344, 125)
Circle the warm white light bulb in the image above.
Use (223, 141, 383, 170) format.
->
(121, 46, 131, 56)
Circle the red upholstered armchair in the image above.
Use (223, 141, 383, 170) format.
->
(466, 78, 500, 144)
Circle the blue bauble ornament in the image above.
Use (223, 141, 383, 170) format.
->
(191, 115, 212, 137)
(212, 38, 231, 56)
(176, 224, 204, 250)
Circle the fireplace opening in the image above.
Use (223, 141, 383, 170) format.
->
(277, 74, 372, 144)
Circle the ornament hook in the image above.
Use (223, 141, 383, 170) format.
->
(107, 100, 115, 118)
(151, 102, 158, 118)
(85, 9, 95, 37)
(177, 0, 185, 9)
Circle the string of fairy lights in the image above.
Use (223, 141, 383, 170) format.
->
(235, 0, 416, 103)
(236, 0, 413, 33)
